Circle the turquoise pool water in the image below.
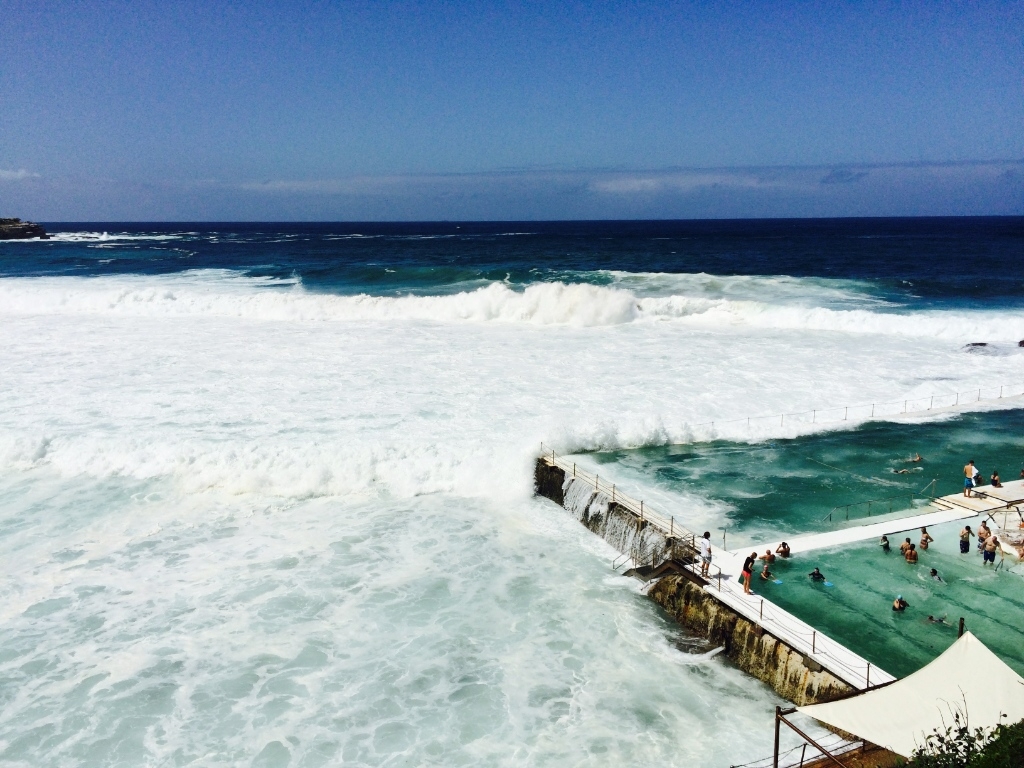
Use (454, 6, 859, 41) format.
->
(761, 536, 1023, 678)
(585, 409, 1024, 546)
(581, 409, 1024, 676)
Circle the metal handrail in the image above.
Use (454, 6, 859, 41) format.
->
(821, 480, 938, 523)
(540, 443, 697, 544)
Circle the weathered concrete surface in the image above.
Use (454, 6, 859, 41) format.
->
(535, 458, 686, 570)
(534, 459, 565, 507)
(534, 457, 853, 706)
(648, 575, 853, 705)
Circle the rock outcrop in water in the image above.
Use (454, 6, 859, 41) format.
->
(0, 218, 49, 239)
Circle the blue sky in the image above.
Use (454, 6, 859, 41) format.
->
(1, 0, 1021, 220)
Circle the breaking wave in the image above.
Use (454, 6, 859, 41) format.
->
(1, 270, 1022, 340)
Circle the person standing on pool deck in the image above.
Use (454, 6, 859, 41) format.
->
(920, 527, 934, 551)
(960, 525, 974, 554)
(699, 531, 712, 578)
(742, 552, 756, 595)
(964, 459, 976, 496)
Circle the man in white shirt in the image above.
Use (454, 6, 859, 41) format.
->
(699, 531, 712, 578)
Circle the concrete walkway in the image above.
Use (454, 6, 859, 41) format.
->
(751, 479, 1024, 557)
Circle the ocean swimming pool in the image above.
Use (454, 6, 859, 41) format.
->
(571, 409, 1024, 677)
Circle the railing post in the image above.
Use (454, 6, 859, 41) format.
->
(871, 403, 874, 417)
(760, 600, 764, 620)
(573, 463, 576, 477)
(612, 484, 615, 502)
(955, 392, 959, 405)
(866, 662, 871, 688)
(773, 706, 782, 768)
(812, 410, 816, 423)
(1000, 385, 1004, 398)
(929, 396, 933, 409)
(670, 516, 674, 536)
(977, 389, 981, 402)
(812, 631, 816, 654)
(781, 414, 784, 426)
(903, 400, 907, 413)
(844, 406, 848, 420)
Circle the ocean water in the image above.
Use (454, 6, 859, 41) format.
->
(1, 218, 1023, 767)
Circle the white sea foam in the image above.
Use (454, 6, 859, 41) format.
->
(0, 268, 1019, 765)
(2, 271, 1023, 341)
(46, 231, 191, 242)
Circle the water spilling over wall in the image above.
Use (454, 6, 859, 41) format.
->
(535, 459, 853, 705)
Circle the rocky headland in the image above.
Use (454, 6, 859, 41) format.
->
(0, 218, 49, 239)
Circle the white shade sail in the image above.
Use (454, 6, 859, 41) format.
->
(797, 632, 1024, 759)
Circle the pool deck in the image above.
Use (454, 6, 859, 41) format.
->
(748, 479, 1024, 558)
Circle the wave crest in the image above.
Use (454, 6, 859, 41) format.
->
(1, 272, 1022, 339)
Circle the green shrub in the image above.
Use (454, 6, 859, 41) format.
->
(911, 715, 1024, 767)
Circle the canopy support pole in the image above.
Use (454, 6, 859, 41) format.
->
(777, 710, 848, 767)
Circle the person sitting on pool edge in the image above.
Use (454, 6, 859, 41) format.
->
(808, 567, 825, 582)
(776, 542, 790, 558)
(893, 595, 909, 612)
(905, 543, 919, 564)
(991, 470, 1003, 488)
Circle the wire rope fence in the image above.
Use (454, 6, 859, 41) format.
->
(683, 380, 1024, 435)
(729, 732, 866, 768)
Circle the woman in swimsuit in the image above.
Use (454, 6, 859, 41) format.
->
(742, 552, 756, 595)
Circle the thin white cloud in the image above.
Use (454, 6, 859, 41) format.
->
(589, 171, 789, 195)
(0, 168, 40, 182)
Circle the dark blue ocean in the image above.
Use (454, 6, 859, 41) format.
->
(5, 216, 1023, 308)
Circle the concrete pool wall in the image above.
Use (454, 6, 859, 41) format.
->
(535, 458, 854, 705)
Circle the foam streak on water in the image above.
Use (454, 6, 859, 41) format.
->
(1, 266, 1022, 766)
